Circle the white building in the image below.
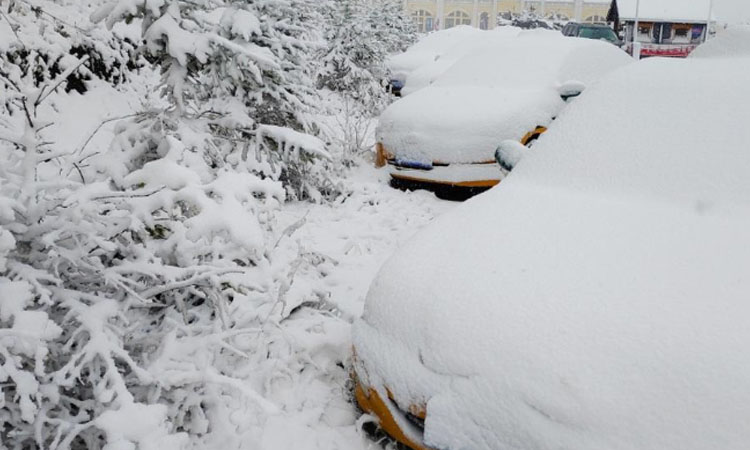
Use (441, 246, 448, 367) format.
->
(406, 0, 612, 32)
(609, 0, 714, 57)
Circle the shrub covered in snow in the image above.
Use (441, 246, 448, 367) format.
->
(92, 0, 338, 201)
(316, 0, 416, 162)
(1, 0, 422, 448)
(497, 10, 568, 30)
(0, 0, 137, 100)
(318, 0, 416, 108)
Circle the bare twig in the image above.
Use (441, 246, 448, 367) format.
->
(75, 113, 142, 156)
(0, 9, 22, 43)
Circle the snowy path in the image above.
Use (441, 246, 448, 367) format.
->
(261, 166, 455, 449)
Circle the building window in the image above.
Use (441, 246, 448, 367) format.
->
(412, 9, 434, 33)
(584, 15, 605, 23)
(479, 12, 489, 30)
(673, 24, 691, 43)
(444, 10, 471, 29)
(691, 24, 706, 43)
(652, 22, 673, 43)
(637, 22, 652, 41)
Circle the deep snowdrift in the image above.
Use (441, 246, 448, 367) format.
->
(355, 56, 750, 450)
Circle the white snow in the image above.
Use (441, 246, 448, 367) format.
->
(398, 27, 522, 96)
(386, 26, 483, 84)
(257, 124, 332, 160)
(378, 34, 630, 166)
(354, 56, 750, 450)
(690, 25, 750, 58)
(95, 403, 188, 450)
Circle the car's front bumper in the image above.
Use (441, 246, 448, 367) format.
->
(353, 369, 432, 450)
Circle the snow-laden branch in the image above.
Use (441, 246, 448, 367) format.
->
(257, 124, 331, 160)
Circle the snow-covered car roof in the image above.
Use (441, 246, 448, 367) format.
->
(355, 56, 750, 450)
(690, 25, 750, 58)
(399, 27, 522, 97)
(386, 26, 489, 82)
(377, 34, 630, 164)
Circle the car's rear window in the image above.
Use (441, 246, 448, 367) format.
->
(578, 26, 617, 42)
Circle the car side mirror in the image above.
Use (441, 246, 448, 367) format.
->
(495, 140, 527, 172)
(558, 80, 586, 101)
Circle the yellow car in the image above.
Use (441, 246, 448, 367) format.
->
(354, 56, 750, 450)
(376, 32, 630, 198)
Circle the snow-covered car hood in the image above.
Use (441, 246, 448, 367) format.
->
(354, 57, 750, 450)
(377, 85, 562, 164)
(377, 35, 631, 165)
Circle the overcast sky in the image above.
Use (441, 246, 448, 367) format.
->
(713, 0, 750, 23)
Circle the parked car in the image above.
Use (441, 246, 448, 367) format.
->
(354, 56, 750, 450)
(399, 26, 520, 97)
(689, 25, 750, 58)
(386, 26, 490, 98)
(375, 32, 630, 198)
(561, 22, 622, 45)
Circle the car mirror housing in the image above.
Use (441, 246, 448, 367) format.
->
(558, 80, 586, 101)
(495, 140, 527, 172)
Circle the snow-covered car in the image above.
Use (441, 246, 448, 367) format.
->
(386, 26, 486, 96)
(353, 55, 750, 450)
(398, 27, 521, 97)
(689, 25, 750, 58)
(375, 33, 630, 197)
(561, 22, 622, 46)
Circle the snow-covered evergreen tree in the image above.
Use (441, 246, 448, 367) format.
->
(0, 0, 136, 102)
(318, 0, 416, 111)
(92, 0, 335, 200)
(1, 1, 423, 448)
(0, 1, 343, 448)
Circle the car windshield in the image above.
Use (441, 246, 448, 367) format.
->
(578, 26, 617, 42)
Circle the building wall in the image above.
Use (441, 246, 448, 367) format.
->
(406, 0, 611, 31)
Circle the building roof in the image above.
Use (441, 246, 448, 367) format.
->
(614, 0, 713, 23)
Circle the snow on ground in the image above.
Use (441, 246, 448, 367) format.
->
(259, 166, 455, 449)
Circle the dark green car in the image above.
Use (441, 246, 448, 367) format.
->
(562, 22, 622, 46)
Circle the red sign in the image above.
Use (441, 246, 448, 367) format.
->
(626, 43, 698, 58)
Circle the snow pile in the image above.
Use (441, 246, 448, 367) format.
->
(690, 25, 750, 58)
(354, 56, 750, 450)
(377, 34, 630, 164)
